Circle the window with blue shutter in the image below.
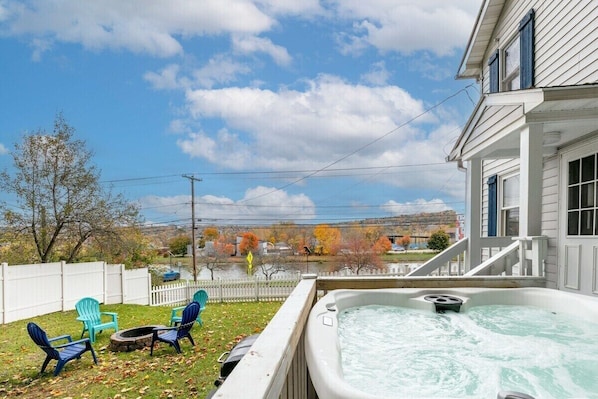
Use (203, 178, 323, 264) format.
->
(488, 175, 497, 236)
(488, 50, 499, 93)
(519, 9, 535, 89)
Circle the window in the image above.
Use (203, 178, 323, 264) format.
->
(502, 36, 520, 91)
(567, 154, 598, 236)
(501, 174, 520, 236)
(487, 9, 534, 93)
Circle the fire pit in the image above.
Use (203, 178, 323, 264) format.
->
(109, 325, 166, 352)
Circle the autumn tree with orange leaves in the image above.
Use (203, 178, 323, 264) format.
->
(399, 235, 411, 250)
(373, 236, 392, 254)
(339, 231, 383, 274)
(239, 232, 259, 255)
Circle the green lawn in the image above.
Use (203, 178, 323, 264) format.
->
(0, 301, 282, 398)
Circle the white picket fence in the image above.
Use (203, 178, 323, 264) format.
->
(0, 261, 151, 324)
(149, 266, 414, 306)
(150, 273, 303, 306)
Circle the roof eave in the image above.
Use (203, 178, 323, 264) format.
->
(457, 0, 506, 79)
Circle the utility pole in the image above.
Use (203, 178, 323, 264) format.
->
(183, 174, 202, 281)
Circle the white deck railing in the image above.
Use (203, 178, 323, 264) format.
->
(407, 236, 548, 277)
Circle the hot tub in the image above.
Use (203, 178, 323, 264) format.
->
(304, 287, 598, 399)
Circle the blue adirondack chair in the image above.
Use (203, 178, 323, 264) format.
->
(170, 289, 208, 327)
(75, 297, 119, 343)
(151, 301, 200, 355)
(27, 322, 98, 376)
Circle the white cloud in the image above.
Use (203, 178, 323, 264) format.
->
(333, 0, 480, 56)
(1, 0, 480, 60)
(144, 56, 252, 90)
(381, 198, 452, 216)
(2, 0, 274, 58)
(232, 35, 292, 66)
(179, 74, 434, 170)
(361, 61, 390, 86)
(255, 0, 324, 17)
(192, 55, 252, 88)
(0, 143, 8, 155)
(144, 64, 183, 90)
(140, 186, 316, 224)
(175, 74, 468, 199)
(409, 55, 453, 81)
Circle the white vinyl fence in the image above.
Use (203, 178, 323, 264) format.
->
(0, 261, 151, 324)
(0, 262, 413, 323)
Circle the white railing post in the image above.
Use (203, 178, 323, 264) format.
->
(255, 277, 259, 302)
(218, 277, 223, 303)
(148, 272, 153, 305)
(531, 236, 548, 276)
(120, 264, 126, 303)
(514, 236, 548, 277)
(1, 262, 7, 324)
(61, 261, 67, 311)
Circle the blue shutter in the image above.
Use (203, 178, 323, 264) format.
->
(488, 50, 499, 93)
(488, 175, 498, 237)
(519, 9, 535, 89)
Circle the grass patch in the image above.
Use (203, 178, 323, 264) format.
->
(382, 251, 436, 262)
(0, 301, 281, 398)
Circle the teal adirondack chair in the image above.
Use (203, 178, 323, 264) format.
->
(75, 297, 118, 343)
(170, 289, 208, 327)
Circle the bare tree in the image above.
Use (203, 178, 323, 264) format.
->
(338, 231, 383, 275)
(253, 252, 288, 281)
(0, 114, 141, 263)
(201, 238, 234, 280)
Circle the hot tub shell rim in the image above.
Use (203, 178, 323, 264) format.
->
(304, 287, 598, 399)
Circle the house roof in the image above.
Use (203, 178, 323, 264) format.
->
(448, 84, 598, 161)
(457, 0, 506, 79)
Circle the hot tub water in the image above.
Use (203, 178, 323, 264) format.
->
(338, 304, 598, 398)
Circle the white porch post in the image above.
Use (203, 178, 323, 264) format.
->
(465, 158, 482, 271)
(519, 124, 543, 236)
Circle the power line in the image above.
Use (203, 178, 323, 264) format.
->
(237, 83, 475, 203)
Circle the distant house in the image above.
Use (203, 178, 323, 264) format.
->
(447, 0, 598, 295)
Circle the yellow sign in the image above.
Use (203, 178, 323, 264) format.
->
(246, 251, 253, 275)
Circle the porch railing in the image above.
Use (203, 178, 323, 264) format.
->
(406, 237, 468, 276)
(406, 236, 548, 277)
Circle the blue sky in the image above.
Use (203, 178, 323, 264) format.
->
(0, 0, 482, 227)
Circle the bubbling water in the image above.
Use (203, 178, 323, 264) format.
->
(338, 304, 598, 398)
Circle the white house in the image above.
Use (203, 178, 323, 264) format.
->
(436, 0, 598, 296)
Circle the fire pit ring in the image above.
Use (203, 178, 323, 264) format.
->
(109, 325, 167, 352)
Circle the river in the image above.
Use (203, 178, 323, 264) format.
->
(168, 261, 422, 280)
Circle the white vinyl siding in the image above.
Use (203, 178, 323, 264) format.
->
(481, 0, 598, 93)
(461, 105, 523, 158)
(534, 0, 598, 86)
